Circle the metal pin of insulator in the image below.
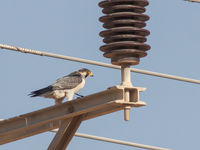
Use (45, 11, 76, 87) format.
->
(99, 0, 151, 66)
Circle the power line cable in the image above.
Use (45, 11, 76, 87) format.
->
(50, 130, 170, 150)
(1, 43, 200, 84)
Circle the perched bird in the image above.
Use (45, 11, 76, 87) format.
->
(29, 68, 93, 104)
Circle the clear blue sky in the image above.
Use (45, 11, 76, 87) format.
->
(1, 0, 200, 149)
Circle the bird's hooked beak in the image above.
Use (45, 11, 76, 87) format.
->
(88, 71, 94, 77)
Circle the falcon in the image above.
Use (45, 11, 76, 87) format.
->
(29, 68, 93, 104)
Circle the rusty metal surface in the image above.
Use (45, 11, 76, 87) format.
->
(99, 0, 150, 66)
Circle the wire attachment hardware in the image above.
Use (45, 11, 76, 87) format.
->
(99, 0, 150, 120)
(109, 85, 146, 121)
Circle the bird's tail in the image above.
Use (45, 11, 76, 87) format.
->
(29, 86, 53, 97)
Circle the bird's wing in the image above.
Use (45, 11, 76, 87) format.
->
(52, 74, 82, 90)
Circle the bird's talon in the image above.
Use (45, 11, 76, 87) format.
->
(75, 93, 84, 98)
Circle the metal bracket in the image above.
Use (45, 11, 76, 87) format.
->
(109, 86, 146, 121)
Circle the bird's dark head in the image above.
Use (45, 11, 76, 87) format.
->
(77, 68, 93, 78)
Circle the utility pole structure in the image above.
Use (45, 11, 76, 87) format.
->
(0, 86, 146, 147)
(0, 0, 151, 149)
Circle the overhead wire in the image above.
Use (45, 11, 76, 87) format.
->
(1, 43, 200, 84)
(50, 130, 170, 150)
